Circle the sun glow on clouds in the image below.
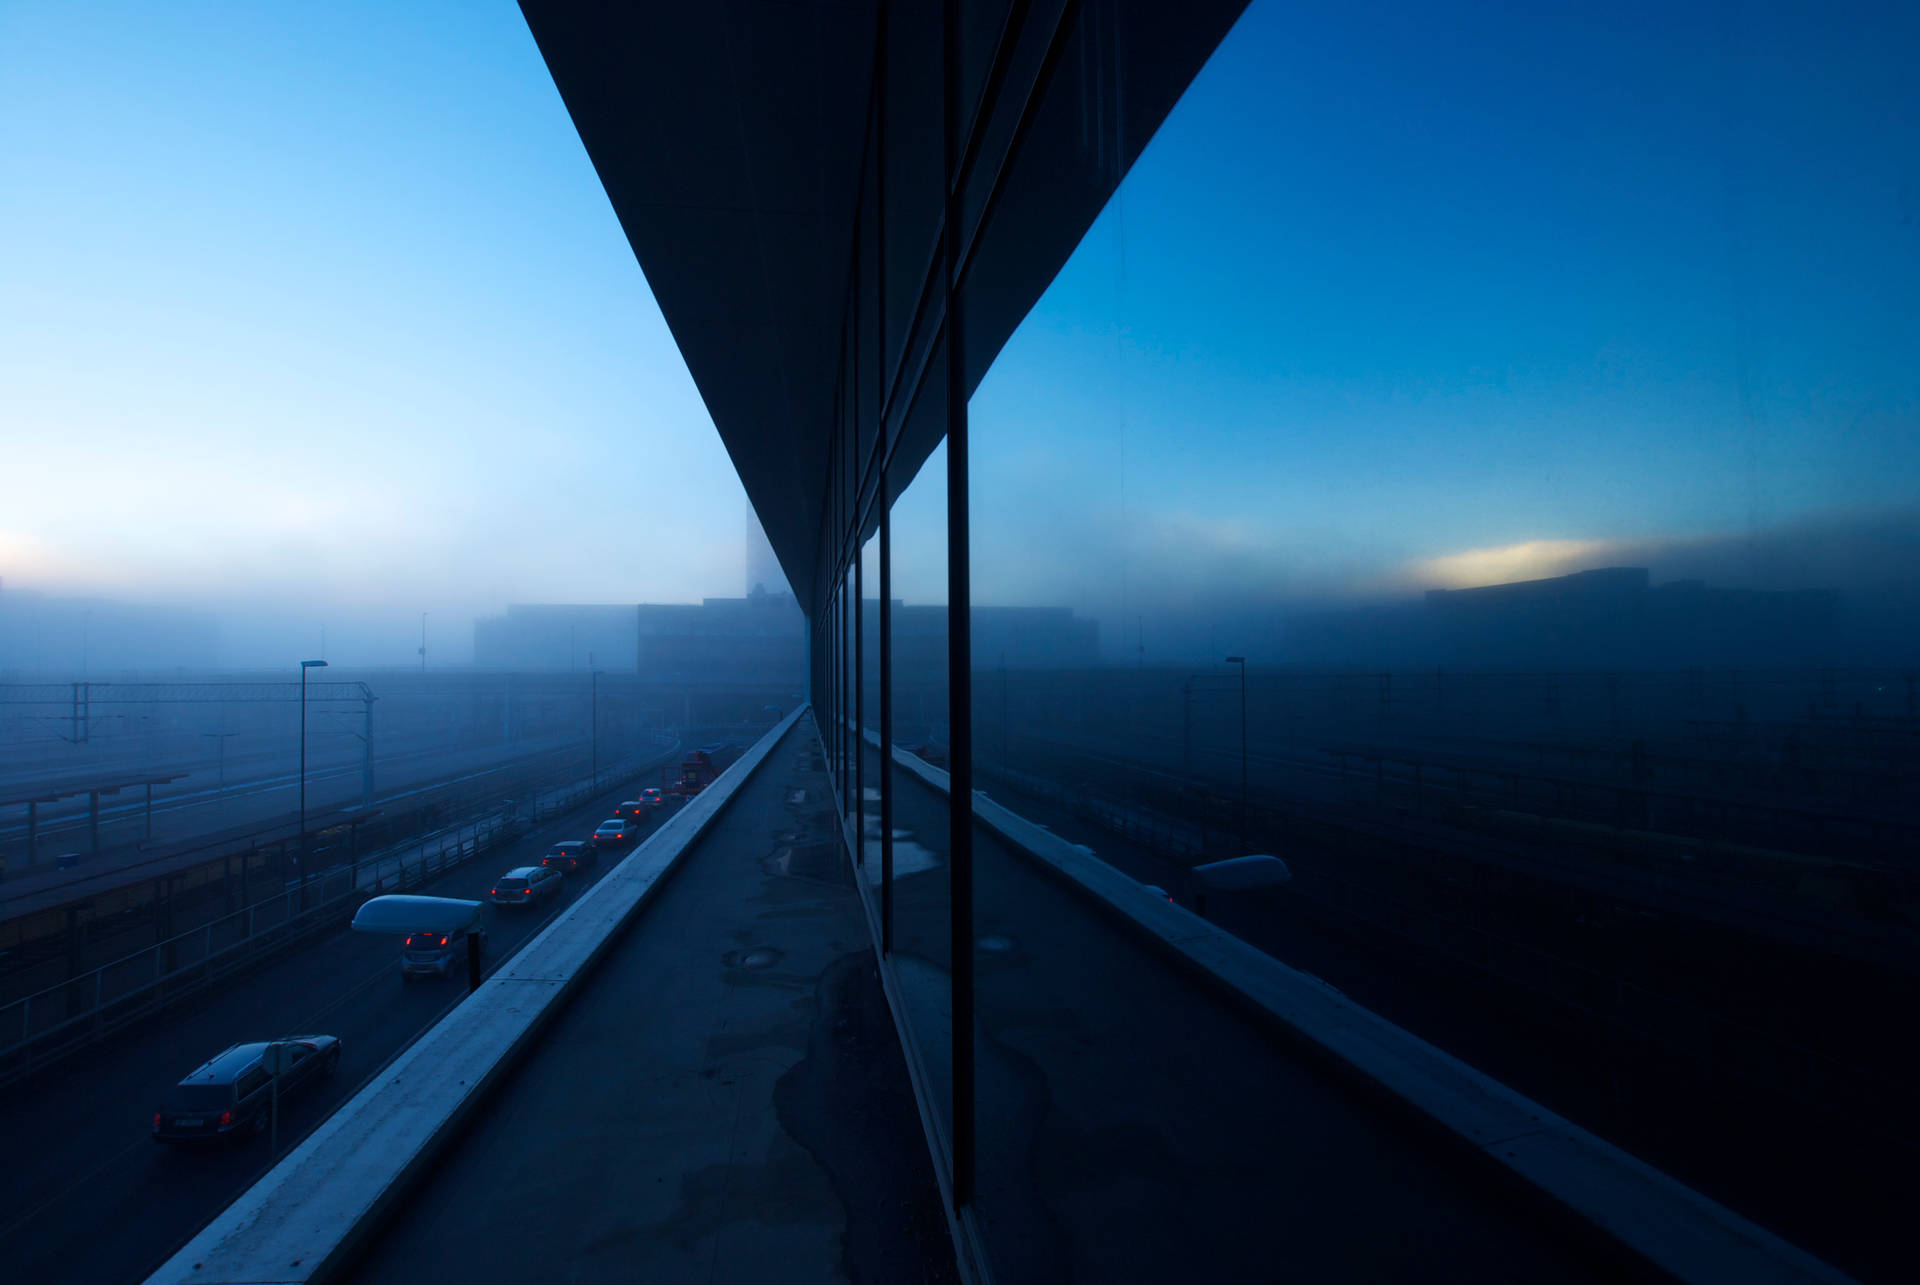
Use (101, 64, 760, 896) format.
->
(1406, 538, 1621, 590)
(0, 530, 107, 589)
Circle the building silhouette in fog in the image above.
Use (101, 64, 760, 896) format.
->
(1288, 566, 1838, 668)
(473, 594, 1094, 686)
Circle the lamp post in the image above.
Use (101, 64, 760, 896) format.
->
(1180, 672, 1211, 776)
(590, 668, 601, 789)
(300, 659, 328, 901)
(204, 731, 238, 805)
(1226, 656, 1247, 853)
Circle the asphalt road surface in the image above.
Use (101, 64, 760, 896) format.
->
(0, 779, 684, 1285)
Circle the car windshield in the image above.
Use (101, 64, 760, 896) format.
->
(496, 878, 526, 890)
(163, 1085, 231, 1112)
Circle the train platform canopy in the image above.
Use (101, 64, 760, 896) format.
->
(0, 803, 382, 923)
(0, 769, 189, 809)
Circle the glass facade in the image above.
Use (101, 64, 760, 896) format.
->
(810, 1, 1915, 1280)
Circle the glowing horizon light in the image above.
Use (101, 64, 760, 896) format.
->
(1407, 538, 1621, 591)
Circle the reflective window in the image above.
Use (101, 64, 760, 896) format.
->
(964, 1, 1917, 1279)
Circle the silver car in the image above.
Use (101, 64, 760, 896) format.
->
(489, 865, 561, 907)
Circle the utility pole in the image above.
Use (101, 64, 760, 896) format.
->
(360, 688, 376, 807)
(1182, 676, 1194, 776)
(299, 659, 329, 908)
(1227, 656, 1248, 854)
(204, 731, 238, 805)
(590, 666, 601, 789)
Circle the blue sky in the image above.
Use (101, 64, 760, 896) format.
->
(1, 1, 746, 663)
(964, 0, 1919, 648)
(3, 0, 1916, 665)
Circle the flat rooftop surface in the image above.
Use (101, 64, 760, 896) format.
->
(349, 717, 956, 1285)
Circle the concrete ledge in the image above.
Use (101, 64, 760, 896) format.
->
(864, 727, 1853, 1285)
(143, 708, 807, 1285)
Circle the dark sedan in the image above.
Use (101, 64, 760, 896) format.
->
(153, 1035, 341, 1144)
(541, 840, 596, 872)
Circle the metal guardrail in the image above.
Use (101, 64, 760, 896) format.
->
(0, 739, 680, 1086)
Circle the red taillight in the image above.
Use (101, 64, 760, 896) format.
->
(153, 1112, 162, 1130)
(439, 935, 448, 946)
(490, 889, 497, 896)
(218, 1110, 233, 1129)
(522, 888, 533, 896)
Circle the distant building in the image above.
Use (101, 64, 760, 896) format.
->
(473, 591, 808, 685)
(745, 503, 790, 599)
(471, 604, 644, 672)
(473, 593, 1095, 681)
(636, 589, 807, 686)
(883, 603, 1099, 680)
(1288, 567, 1837, 668)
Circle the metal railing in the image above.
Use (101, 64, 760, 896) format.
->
(969, 748, 1911, 1144)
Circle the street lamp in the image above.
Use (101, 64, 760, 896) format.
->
(589, 668, 602, 789)
(300, 659, 328, 900)
(1180, 672, 1211, 776)
(203, 731, 238, 805)
(1226, 656, 1247, 853)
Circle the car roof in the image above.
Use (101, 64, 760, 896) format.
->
(181, 1041, 271, 1084)
(549, 841, 587, 850)
(617, 800, 641, 807)
(502, 866, 540, 879)
(595, 819, 625, 829)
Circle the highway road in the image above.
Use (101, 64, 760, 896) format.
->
(0, 778, 687, 1285)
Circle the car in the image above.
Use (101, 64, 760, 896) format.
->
(591, 818, 637, 849)
(541, 840, 596, 873)
(639, 787, 664, 809)
(490, 865, 562, 906)
(153, 1035, 341, 1144)
(401, 927, 487, 979)
(613, 800, 647, 824)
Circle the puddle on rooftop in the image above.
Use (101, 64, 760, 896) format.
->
(765, 841, 847, 884)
